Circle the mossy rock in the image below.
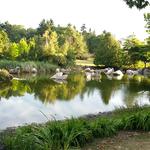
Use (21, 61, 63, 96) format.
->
(0, 69, 13, 81)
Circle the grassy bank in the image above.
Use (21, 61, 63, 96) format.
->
(76, 58, 95, 66)
(76, 58, 150, 69)
(0, 60, 58, 73)
(1, 106, 150, 150)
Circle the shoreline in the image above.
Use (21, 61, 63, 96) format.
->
(0, 106, 149, 150)
(0, 105, 149, 132)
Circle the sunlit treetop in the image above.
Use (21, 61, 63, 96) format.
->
(124, 0, 149, 9)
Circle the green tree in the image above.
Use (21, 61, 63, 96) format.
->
(43, 30, 59, 58)
(84, 31, 99, 54)
(66, 25, 88, 59)
(94, 31, 123, 67)
(26, 28, 37, 39)
(123, 34, 144, 50)
(8, 43, 19, 59)
(18, 38, 30, 60)
(0, 22, 26, 42)
(123, 35, 150, 67)
(139, 46, 150, 68)
(37, 19, 54, 36)
(0, 30, 9, 57)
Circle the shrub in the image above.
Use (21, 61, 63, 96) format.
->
(0, 69, 13, 81)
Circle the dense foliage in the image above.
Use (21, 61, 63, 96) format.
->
(0, 15, 150, 68)
(94, 31, 125, 67)
(123, 34, 150, 68)
(0, 21, 88, 66)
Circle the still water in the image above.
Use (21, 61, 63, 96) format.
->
(0, 73, 150, 129)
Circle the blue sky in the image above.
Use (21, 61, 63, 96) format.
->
(0, 0, 149, 40)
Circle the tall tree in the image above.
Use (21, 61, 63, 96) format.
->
(123, 35, 150, 68)
(66, 25, 88, 59)
(0, 30, 9, 57)
(43, 30, 59, 58)
(18, 38, 30, 60)
(94, 31, 123, 67)
(37, 19, 54, 36)
(0, 22, 26, 42)
(8, 43, 19, 60)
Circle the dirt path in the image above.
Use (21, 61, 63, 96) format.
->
(82, 131, 150, 150)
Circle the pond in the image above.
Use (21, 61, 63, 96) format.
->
(0, 73, 150, 129)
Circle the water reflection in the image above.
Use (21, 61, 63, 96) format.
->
(0, 73, 149, 129)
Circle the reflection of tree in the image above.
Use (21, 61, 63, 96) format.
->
(31, 73, 86, 103)
(0, 73, 86, 103)
(100, 76, 120, 104)
(123, 75, 150, 107)
(84, 75, 121, 104)
(0, 74, 149, 106)
(0, 80, 31, 99)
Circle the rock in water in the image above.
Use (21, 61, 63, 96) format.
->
(32, 68, 37, 73)
(51, 72, 68, 80)
(113, 70, 123, 76)
(143, 69, 150, 76)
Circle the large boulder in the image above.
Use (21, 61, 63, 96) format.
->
(56, 68, 60, 73)
(51, 72, 68, 80)
(113, 70, 123, 76)
(9, 66, 20, 74)
(32, 68, 37, 73)
(126, 70, 138, 75)
(143, 68, 150, 76)
(0, 69, 13, 81)
(105, 68, 114, 75)
(85, 72, 92, 81)
(85, 68, 91, 72)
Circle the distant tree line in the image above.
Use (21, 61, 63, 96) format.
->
(0, 20, 88, 66)
(0, 13, 150, 68)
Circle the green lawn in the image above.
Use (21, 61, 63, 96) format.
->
(76, 58, 95, 66)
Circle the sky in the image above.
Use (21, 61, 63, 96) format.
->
(0, 0, 149, 40)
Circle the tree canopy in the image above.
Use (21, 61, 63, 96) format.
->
(94, 31, 124, 67)
(0, 14, 149, 68)
(0, 30, 9, 56)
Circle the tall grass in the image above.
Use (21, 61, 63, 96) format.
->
(2, 107, 150, 150)
(0, 60, 58, 73)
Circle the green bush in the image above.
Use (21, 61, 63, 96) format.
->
(0, 69, 13, 81)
